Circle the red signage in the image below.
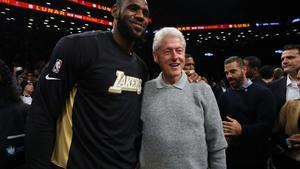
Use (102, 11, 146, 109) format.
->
(0, 0, 113, 26)
(66, 0, 152, 23)
(66, 0, 111, 12)
(177, 23, 250, 31)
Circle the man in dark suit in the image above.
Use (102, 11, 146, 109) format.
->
(269, 44, 300, 169)
(269, 76, 287, 112)
(269, 44, 300, 113)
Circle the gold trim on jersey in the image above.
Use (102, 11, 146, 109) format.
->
(51, 87, 77, 168)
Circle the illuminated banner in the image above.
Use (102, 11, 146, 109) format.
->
(66, 0, 152, 23)
(177, 23, 250, 31)
(0, 0, 113, 26)
(66, 0, 111, 12)
(255, 22, 280, 27)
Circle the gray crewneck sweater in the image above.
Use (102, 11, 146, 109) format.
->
(140, 72, 227, 169)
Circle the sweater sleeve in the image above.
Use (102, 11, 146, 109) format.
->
(198, 83, 227, 169)
(25, 36, 83, 169)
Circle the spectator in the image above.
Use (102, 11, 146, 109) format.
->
(243, 55, 266, 86)
(260, 65, 275, 84)
(269, 44, 300, 169)
(20, 79, 34, 105)
(183, 53, 202, 82)
(0, 59, 30, 169)
(273, 67, 284, 81)
(218, 56, 276, 169)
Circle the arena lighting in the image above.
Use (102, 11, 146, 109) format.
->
(177, 23, 250, 31)
(0, 0, 113, 26)
(275, 49, 283, 54)
(66, 0, 152, 23)
(291, 18, 300, 23)
(66, 0, 111, 12)
(204, 52, 214, 57)
(255, 22, 280, 27)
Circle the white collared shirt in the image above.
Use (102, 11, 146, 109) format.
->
(286, 75, 300, 100)
(20, 95, 32, 105)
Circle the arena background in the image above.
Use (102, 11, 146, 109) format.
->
(0, 0, 299, 81)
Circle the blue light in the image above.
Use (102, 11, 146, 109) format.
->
(270, 22, 280, 26)
(292, 18, 300, 23)
(204, 52, 214, 57)
(275, 50, 283, 54)
(254, 22, 280, 27)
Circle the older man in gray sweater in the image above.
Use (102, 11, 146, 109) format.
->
(139, 27, 227, 169)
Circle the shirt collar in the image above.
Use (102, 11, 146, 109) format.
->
(242, 78, 253, 88)
(286, 75, 299, 87)
(232, 79, 252, 92)
(156, 71, 187, 89)
(286, 75, 295, 87)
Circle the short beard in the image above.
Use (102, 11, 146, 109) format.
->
(228, 72, 244, 89)
(116, 15, 146, 42)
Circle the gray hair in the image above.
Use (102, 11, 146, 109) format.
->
(152, 27, 186, 52)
